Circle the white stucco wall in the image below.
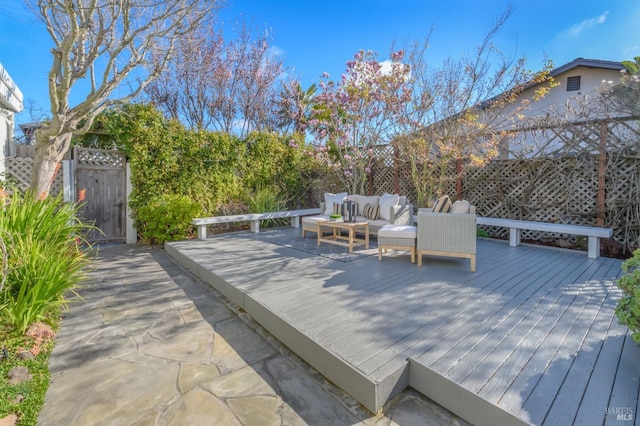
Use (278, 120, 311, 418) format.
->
(509, 66, 624, 118)
(0, 63, 24, 180)
(497, 65, 627, 158)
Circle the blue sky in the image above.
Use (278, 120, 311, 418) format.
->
(1, 0, 639, 125)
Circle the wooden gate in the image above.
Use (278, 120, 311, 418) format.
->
(74, 147, 126, 243)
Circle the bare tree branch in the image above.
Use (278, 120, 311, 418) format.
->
(145, 20, 287, 135)
(26, 0, 220, 197)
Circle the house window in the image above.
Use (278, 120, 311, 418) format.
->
(567, 76, 581, 91)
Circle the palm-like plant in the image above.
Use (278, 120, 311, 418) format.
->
(274, 81, 317, 134)
(1, 192, 93, 332)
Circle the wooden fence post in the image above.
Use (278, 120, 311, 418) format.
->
(456, 158, 463, 200)
(597, 123, 607, 226)
(394, 146, 400, 194)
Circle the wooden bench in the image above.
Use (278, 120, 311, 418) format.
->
(476, 217, 613, 259)
(192, 208, 321, 240)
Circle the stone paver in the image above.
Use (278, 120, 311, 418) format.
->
(37, 244, 470, 426)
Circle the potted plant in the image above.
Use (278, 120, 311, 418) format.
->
(329, 214, 343, 222)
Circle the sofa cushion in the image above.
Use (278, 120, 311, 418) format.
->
(432, 195, 452, 213)
(363, 203, 380, 220)
(356, 195, 379, 215)
(379, 193, 400, 221)
(451, 200, 471, 214)
(324, 192, 348, 215)
(378, 224, 417, 239)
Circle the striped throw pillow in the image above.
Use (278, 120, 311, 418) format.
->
(363, 203, 380, 220)
(432, 195, 452, 213)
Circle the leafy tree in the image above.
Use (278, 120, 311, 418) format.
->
(606, 57, 640, 116)
(25, 0, 219, 198)
(310, 50, 411, 194)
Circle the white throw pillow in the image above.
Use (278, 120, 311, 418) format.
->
(324, 192, 348, 215)
(451, 200, 471, 214)
(379, 193, 400, 221)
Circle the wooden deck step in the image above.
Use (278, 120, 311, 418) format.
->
(165, 228, 637, 426)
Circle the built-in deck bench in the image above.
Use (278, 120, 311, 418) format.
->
(476, 217, 613, 258)
(192, 208, 321, 240)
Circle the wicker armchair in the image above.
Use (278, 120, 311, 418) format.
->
(416, 206, 477, 272)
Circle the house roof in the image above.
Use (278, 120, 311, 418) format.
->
(475, 58, 625, 110)
(548, 58, 624, 77)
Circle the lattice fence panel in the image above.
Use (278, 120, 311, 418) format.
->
(371, 158, 395, 195)
(75, 147, 125, 169)
(5, 156, 63, 195)
(606, 156, 640, 250)
(397, 164, 418, 204)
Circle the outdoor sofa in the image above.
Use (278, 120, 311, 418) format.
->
(302, 192, 414, 237)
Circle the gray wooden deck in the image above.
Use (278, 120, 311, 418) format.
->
(165, 228, 640, 426)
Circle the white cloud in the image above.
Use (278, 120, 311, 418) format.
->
(568, 11, 609, 36)
(379, 59, 394, 76)
(268, 45, 285, 57)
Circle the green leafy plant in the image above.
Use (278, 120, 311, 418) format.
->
(477, 228, 490, 238)
(76, 104, 320, 233)
(0, 314, 57, 426)
(134, 194, 202, 245)
(615, 248, 640, 343)
(246, 187, 289, 228)
(0, 191, 91, 332)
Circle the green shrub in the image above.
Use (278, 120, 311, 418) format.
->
(615, 248, 640, 343)
(0, 192, 91, 332)
(77, 104, 320, 230)
(135, 194, 202, 245)
(477, 228, 490, 238)
(246, 187, 289, 228)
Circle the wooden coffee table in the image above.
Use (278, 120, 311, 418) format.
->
(317, 220, 369, 253)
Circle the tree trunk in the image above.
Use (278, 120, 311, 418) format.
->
(30, 131, 72, 198)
